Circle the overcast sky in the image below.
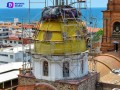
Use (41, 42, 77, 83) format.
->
(0, 0, 108, 8)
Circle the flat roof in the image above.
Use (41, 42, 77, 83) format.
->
(0, 62, 22, 74)
(0, 62, 23, 83)
(0, 44, 34, 53)
(0, 71, 19, 83)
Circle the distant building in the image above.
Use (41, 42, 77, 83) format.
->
(0, 44, 33, 64)
(0, 27, 9, 45)
(2, 37, 30, 47)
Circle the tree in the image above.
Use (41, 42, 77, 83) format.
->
(92, 29, 103, 42)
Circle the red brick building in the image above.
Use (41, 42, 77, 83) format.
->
(101, 0, 120, 52)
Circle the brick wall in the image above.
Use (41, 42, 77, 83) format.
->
(18, 75, 36, 86)
(18, 72, 99, 90)
(78, 73, 98, 90)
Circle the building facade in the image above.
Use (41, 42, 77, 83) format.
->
(101, 0, 120, 52)
(0, 45, 33, 64)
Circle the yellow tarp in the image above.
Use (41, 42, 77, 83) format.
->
(34, 39, 86, 55)
(34, 21, 87, 55)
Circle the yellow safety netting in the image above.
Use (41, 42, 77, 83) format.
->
(34, 21, 87, 55)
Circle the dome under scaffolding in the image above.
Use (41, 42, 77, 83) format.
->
(18, 1, 98, 90)
(33, 5, 87, 55)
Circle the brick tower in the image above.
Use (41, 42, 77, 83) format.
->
(101, 0, 120, 52)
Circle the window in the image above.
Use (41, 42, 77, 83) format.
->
(3, 29, 8, 31)
(10, 41, 12, 43)
(14, 41, 16, 44)
(44, 31, 52, 41)
(5, 40, 7, 43)
(63, 61, 69, 77)
(81, 60, 84, 73)
(10, 55, 14, 59)
(23, 53, 26, 57)
(43, 61, 48, 76)
(18, 42, 22, 44)
(113, 22, 120, 32)
(0, 54, 8, 57)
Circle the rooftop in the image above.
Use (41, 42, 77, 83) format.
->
(92, 51, 120, 85)
(0, 62, 22, 73)
(87, 27, 101, 33)
(55, 72, 98, 85)
(104, 51, 120, 59)
(0, 44, 34, 53)
(0, 62, 22, 83)
(100, 73, 120, 85)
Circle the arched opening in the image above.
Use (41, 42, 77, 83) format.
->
(43, 61, 48, 76)
(112, 22, 120, 38)
(113, 22, 120, 32)
(63, 61, 69, 77)
(112, 22, 120, 48)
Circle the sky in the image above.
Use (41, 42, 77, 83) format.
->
(0, 0, 108, 8)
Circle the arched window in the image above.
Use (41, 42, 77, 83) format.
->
(43, 61, 48, 76)
(113, 22, 120, 33)
(63, 61, 69, 77)
(112, 22, 120, 38)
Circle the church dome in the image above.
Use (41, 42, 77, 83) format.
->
(93, 53, 120, 77)
(33, 6, 87, 55)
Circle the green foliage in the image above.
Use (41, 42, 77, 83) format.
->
(92, 29, 103, 42)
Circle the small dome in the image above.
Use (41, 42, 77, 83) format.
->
(92, 53, 120, 77)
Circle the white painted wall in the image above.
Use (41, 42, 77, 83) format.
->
(33, 51, 88, 81)
(54, 62, 63, 80)
(0, 28, 9, 39)
(0, 45, 33, 63)
(0, 53, 14, 63)
(0, 52, 30, 63)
